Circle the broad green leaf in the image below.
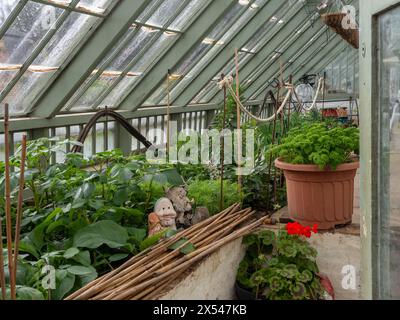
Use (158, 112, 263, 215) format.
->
(73, 220, 129, 249)
(139, 229, 168, 251)
(126, 227, 146, 242)
(18, 239, 40, 259)
(71, 251, 91, 267)
(109, 253, 129, 262)
(72, 198, 86, 209)
(63, 247, 80, 259)
(16, 286, 44, 300)
(88, 199, 104, 210)
(113, 187, 129, 206)
(168, 238, 196, 255)
(161, 168, 184, 186)
(67, 266, 94, 275)
(52, 270, 75, 300)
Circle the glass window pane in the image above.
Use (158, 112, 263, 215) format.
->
(377, 5, 400, 299)
(169, 0, 207, 31)
(0, 0, 19, 29)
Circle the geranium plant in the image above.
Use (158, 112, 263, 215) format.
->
(236, 223, 331, 300)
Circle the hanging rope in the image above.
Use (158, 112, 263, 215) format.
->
(294, 76, 325, 111)
(217, 75, 325, 123)
(218, 76, 292, 123)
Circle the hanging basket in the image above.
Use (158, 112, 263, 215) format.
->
(321, 12, 359, 49)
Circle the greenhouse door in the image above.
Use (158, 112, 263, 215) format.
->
(360, 0, 400, 299)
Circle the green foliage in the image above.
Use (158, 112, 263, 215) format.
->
(237, 230, 325, 300)
(268, 122, 359, 169)
(0, 138, 191, 300)
(187, 179, 243, 215)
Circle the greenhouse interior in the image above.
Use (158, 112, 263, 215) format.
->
(0, 0, 398, 302)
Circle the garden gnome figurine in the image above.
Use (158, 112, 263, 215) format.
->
(147, 212, 163, 237)
(148, 198, 177, 236)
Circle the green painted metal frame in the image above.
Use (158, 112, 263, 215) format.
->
(0, 0, 81, 104)
(248, 0, 358, 100)
(359, 0, 400, 300)
(172, 0, 308, 107)
(0, 0, 28, 40)
(116, 0, 238, 111)
(251, 15, 358, 99)
(149, 0, 260, 105)
(169, 0, 285, 107)
(245, 30, 333, 99)
(31, 0, 110, 18)
(88, 0, 200, 111)
(243, 26, 334, 100)
(30, 0, 152, 118)
(62, 0, 166, 112)
(0, 100, 261, 134)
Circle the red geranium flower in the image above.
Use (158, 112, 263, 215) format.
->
(286, 222, 318, 238)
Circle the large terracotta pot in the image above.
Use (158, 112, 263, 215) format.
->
(275, 158, 359, 230)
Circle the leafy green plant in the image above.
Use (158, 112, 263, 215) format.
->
(0, 138, 190, 299)
(237, 227, 325, 300)
(268, 122, 359, 169)
(187, 179, 243, 215)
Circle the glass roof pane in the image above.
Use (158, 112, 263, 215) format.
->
(101, 32, 178, 108)
(66, 30, 178, 111)
(244, 0, 302, 52)
(138, 0, 184, 29)
(2, 2, 64, 65)
(148, 1, 263, 105)
(78, 0, 117, 11)
(169, 0, 208, 31)
(4, 71, 56, 115)
(1, 3, 103, 114)
(34, 12, 101, 66)
(0, 0, 19, 29)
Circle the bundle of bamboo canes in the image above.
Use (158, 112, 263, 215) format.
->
(66, 204, 271, 300)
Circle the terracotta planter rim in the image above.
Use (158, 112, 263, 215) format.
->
(275, 158, 360, 172)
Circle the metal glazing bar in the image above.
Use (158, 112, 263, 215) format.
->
(89, 0, 193, 111)
(31, 0, 152, 118)
(0, 0, 81, 104)
(0, 0, 28, 40)
(151, 0, 259, 105)
(31, 0, 108, 18)
(174, 1, 307, 107)
(63, 0, 165, 111)
(116, 0, 237, 111)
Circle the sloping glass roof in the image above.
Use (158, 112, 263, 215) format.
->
(0, 0, 359, 119)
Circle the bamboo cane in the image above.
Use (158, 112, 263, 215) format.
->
(4, 104, 15, 300)
(107, 214, 265, 300)
(220, 73, 227, 212)
(72, 206, 250, 300)
(92, 209, 252, 300)
(89, 216, 266, 300)
(98, 211, 256, 300)
(12, 134, 27, 291)
(235, 48, 242, 194)
(0, 205, 6, 300)
(66, 204, 241, 300)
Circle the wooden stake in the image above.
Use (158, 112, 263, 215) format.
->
(220, 73, 227, 212)
(235, 49, 242, 195)
(4, 104, 15, 300)
(12, 134, 27, 290)
(166, 70, 171, 162)
(0, 199, 6, 300)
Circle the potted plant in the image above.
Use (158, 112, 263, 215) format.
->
(236, 223, 334, 300)
(269, 123, 359, 230)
